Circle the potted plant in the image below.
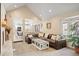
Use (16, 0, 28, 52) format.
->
(68, 22, 79, 54)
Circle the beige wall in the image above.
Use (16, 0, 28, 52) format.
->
(41, 11, 79, 35)
(41, 17, 61, 34)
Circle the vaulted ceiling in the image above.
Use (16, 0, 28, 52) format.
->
(3, 3, 79, 20)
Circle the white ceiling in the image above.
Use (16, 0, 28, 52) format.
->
(3, 3, 79, 20)
(3, 3, 25, 11)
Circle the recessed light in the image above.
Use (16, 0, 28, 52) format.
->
(14, 5, 17, 8)
(49, 9, 52, 13)
(40, 14, 42, 17)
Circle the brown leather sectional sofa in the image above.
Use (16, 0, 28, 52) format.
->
(25, 33, 66, 50)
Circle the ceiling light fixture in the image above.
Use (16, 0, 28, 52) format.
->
(49, 9, 52, 13)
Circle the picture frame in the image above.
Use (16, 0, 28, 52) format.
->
(47, 23, 51, 29)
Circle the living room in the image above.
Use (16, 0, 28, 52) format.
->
(1, 3, 79, 56)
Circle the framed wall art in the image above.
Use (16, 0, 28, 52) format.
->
(46, 23, 51, 29)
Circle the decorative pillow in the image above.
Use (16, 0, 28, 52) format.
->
(51, 35, 57, 40)
(47, 34, 52, 39)
(56, 35, 60, 40)
(60, 35, 65, 40)
(39, 33, 44, 37)
(28, 35, 33, 38)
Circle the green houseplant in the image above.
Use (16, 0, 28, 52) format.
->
(68, 22, 79, 53)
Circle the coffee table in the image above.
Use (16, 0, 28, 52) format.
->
(32, 38, 49, 50)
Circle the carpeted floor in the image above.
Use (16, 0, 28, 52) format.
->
(13, 42, 56, 56)
(13, 42, 79, 56)
(2, 40, 13, 56)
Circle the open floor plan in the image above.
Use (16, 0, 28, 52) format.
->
(1, 3, 79, 56)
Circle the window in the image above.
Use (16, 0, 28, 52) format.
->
(63, 23, 68, 35)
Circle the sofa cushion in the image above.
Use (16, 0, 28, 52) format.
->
(32, 34, 38, 37)
(48, 39, 55, 43)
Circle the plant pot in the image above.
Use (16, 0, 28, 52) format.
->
(75, 47, 79, 54)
